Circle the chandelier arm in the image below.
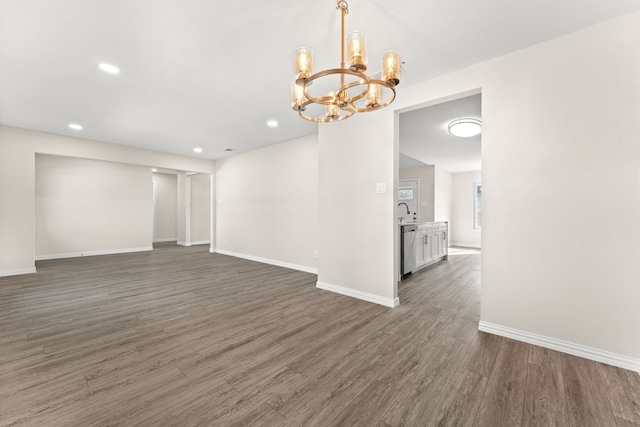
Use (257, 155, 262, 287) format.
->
(299, 101, 356, 123)
(301, 68, 369, 104)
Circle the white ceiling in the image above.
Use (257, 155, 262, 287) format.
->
(2, 0, 639, 160)
(400, 94, 481, 173)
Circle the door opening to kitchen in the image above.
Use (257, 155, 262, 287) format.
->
(397, 91, 482, 281)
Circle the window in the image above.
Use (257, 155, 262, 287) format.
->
(398, 186, 414, 200)
(473, 183, 482, 230)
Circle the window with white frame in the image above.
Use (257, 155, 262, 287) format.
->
(473, 183, 482, 230)
(398, 186, 414, 201)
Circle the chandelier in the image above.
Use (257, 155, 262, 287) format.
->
(291, 0, 401, 123)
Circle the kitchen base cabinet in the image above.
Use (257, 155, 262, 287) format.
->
(415, 222, 448, 274)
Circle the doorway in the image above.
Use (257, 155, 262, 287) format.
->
(398, 92, 482, 249)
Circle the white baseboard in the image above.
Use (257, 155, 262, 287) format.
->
(316, 281, 400, 309)
(35, 246, 153, 261)
(214, 249, 318, 275)
(479, 321, 640, 373)
(153, 238, 177, 243)
(0, 266, 37, 277)
(451, 243, 481, 249)
(176, 241, 209, 247)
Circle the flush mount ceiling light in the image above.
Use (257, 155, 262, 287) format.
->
(448, 118, 482, 138)
(291, 0, 401, 123)
(98, 63, 120, 74)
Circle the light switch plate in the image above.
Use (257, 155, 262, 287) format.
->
(376, 183, 387, 194)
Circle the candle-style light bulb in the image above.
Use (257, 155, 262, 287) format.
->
(347, 31, 367, 71)
(366, 83, 381, 108)
(291, 82, 308, 111)
(382, 51, 400, 86)
(325, 92, 339, 119)
(295, 48, 313, 84)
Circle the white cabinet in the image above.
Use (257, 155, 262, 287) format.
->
(414, 222, 448, 273)
(417, 230, 430, 266)
(431, 229, 447, 259)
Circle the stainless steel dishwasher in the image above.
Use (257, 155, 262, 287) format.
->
(401, 224, 417, 276)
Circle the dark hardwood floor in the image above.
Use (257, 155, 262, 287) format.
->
(1, 243, 638, 426)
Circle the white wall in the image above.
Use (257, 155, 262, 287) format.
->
(190, 173, 211, 244)
(480, 13, 639, 366)
(480, 13, 640, 367)
(434, 166, 452, 224)
(176, 172, 187, 245)
(0, 130, 35, 276)
(36, 155, 153, 258)
(215, 135, 318, 273)
(451, 171, 481, 248)
(318, 112, 398, 307)
(0, 125, 214, 275)
(399, 165, 435, 222)
(152, 173, 178, 242)
(389, 12, 640, 368)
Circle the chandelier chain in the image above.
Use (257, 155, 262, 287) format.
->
(336, 0, 349, 14)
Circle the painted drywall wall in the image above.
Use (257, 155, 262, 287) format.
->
(480, 13, 639, 364)
(152, 173, 178, 242)
(0, 125, 215, 275)
(35, 154, 153, 258)
(318, 111, 398, 307)
(176, 172, 187, 245)
(215, 135, 318, 272)
(399, 165, 435, 222)
(451, 171, 481, 248)
(434, 167, 452, 225)
(190, 173, 211, 244)
(0, 131, 36, 275)
(389, 12, 640, 365)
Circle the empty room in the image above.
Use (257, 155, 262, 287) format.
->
(1, 1, 639, 426)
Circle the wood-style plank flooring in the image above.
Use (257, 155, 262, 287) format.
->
(1, 244, 639, 426)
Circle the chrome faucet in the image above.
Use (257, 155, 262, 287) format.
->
(397, 202, 410, 215)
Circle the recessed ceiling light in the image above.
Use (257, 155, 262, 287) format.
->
(68, 123, 83, 130)
(193, 147, 203, 153)
(151, 168, 158, 172)
(266, 119, 278, 128)
(99, 63, 120, 74)
(448, 118, 482, 138)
